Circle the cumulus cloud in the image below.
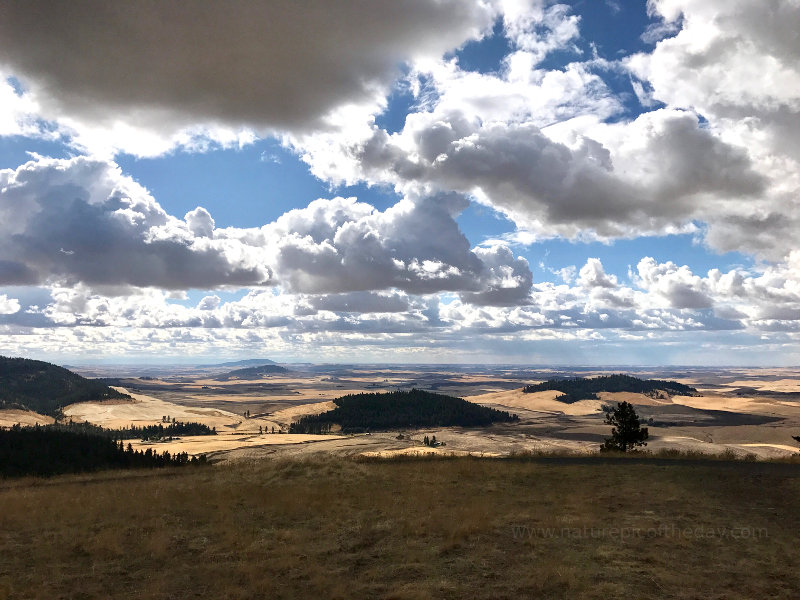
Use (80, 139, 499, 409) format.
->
(285, 0, 798, 263)
(625, 0, 800, 259)
(633, 257, 713, 310)
(0, 155, 532, 302)
(262, 194, 533, 300)
(577, 258, 617, 289)
(0, 1, 497, 154)
(0, 156, 272, 289)
(460, 246, 533, 306)
(349, 108, 764, 242)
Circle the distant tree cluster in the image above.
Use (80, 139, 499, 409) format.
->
(0, 425, 207, 477)
(522, 374, 698, 403)
(0, 356, 130, 417)
(289, 389, 518, 434)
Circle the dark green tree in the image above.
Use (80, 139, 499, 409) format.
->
(600, 401, 648, 452)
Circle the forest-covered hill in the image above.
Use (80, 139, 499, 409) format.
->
(215, 364, 289, 380)
(523, 374, 698, 403)
(0, 356, 130, 417)
(289, 389, 518, 433)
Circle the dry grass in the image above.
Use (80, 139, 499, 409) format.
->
(1, 455, 799, 599)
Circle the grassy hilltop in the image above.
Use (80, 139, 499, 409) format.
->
(1, 456, 798, 599)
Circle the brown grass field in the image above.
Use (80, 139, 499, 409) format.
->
(2, 454, 799, 599)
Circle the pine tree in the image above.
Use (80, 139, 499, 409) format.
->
(600, 401, 648, 452)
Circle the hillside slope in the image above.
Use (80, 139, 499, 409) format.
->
(0, 356, 130, 417)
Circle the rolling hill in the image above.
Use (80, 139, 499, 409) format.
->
(0, 356, 130, 417)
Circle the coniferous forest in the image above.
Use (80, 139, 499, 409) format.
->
(0, 425, 207, 477)
(522, 374, 698, 403)
(0, 356, 130, 416)
(57, 419, 217, 441)
(289, 389, 518, 434)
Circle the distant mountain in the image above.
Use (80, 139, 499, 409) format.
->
(0, 356, 131, 417)
(523, 374, 698, 404)
(214, 364, 289, 380)
(202, 358, 278, 368)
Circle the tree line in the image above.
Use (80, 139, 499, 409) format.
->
(0, 424, 208, 477)
(289, 389, 518, 434)
(56, 419, 217, 441)
(523, 374, 698, 403)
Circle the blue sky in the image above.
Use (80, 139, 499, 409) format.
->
(0, 1, 799, 365)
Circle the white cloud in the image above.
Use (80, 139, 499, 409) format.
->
(0, 294, 20, 315)
(257, 193, 533, 300)
(286, 0, 796, 264)
(626, 0, 800, 259)
(577, 258, 617, 289)
(502, 2, 581, 63)
(347, 107, 764, 245)
(633, 257, 713, 309)
(0, 74, 47, 138)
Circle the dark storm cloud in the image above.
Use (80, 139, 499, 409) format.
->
(0, 0, 495, 132)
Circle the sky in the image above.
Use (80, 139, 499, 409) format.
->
(0, 0, 799, 366)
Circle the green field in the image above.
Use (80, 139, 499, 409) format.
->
(1, 456, 799, 599)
